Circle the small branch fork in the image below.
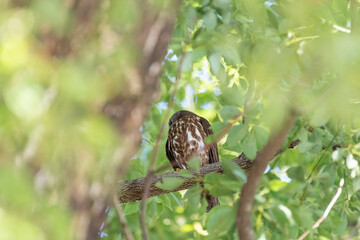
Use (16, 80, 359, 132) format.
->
(297, 178, 345, 240)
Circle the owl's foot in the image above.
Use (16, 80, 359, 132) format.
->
(175, 168, 181, 171)
(186, 166, 190, 169)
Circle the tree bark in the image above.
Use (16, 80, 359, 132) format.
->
(117, 154, 251, 203)
(117, 139, 302, 203)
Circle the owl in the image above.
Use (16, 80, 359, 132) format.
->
(165, 110, 219, 211)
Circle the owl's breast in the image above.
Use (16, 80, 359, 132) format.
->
(168, 115, 209, 168)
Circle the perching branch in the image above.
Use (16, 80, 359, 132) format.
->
(117, 154, 253, 203)
(297, 178, 345, 240)
(236, 114, 297, 240)
(117, 139, 301, 204)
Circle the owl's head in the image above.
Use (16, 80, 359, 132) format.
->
(168, 110, 198, 126)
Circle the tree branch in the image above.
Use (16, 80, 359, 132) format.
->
(236, 114, 297, 240)
(117, 139, 301, 204)
(117, 154, 252, 203)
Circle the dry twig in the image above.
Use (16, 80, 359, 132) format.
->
(297, 178, 345, 240)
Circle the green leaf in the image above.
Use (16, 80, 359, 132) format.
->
(221, 46, 241, 65)
(184, 183, 202, 209)
(181, 52, 194, 72)
(205, 173, 241, 196)
(310, 107, 330, 127)
(298, 141, 313, 153)
(208, 53, 222, 74)
(213, 0, 230, 9)
(222, 158, 247, 181)
(205, 206, 235, 236)
(245, 102, 262, 120)
(155, 177, 186, 190)
(176, 169, 193, 178)
(243, 133, 257, 160)
(297, 127, 308, 141)
(286, 166, 305, 182)
(181, 47, 207, 72)
(272, 206, 290, 226)
(204, 10, 217, 30)
(207, 121, 230, 144)
(122, 202, 140, 215)
(188, 157, 200, 171)
(157, 195, 173, 211)
(220, 105, 241, 121)
(269, 180, 288, 192)
(219, 85, 245, 107)
(183, 5, 196, 29)
(146, 199, 163, 222)
(293, 206, 314, 229)
(227, 124, 248, 147)
(253, 125, 269, 149)
(334, 213, 347, 234)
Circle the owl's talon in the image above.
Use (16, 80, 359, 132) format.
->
(186, 166, 190, 169)
(175, 168, 181, 171)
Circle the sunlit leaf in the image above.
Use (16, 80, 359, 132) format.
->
(269, 180, 288, 192)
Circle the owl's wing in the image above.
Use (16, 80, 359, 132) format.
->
(165, 139, 179, 170)
(200, 117, 219, 164)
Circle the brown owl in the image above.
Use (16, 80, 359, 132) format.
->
(165, 110, 219, 211)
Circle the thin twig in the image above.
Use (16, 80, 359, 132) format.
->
(297, 178, 344, 240)
(139, 50, 186, 240)
(113, 196, 135, 240)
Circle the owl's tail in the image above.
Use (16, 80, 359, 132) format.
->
(204, 191, 219, 212)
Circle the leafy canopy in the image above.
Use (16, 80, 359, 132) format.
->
(0, 0, 360, 239)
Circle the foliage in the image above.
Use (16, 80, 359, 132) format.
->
(1, 0, 360, 239)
